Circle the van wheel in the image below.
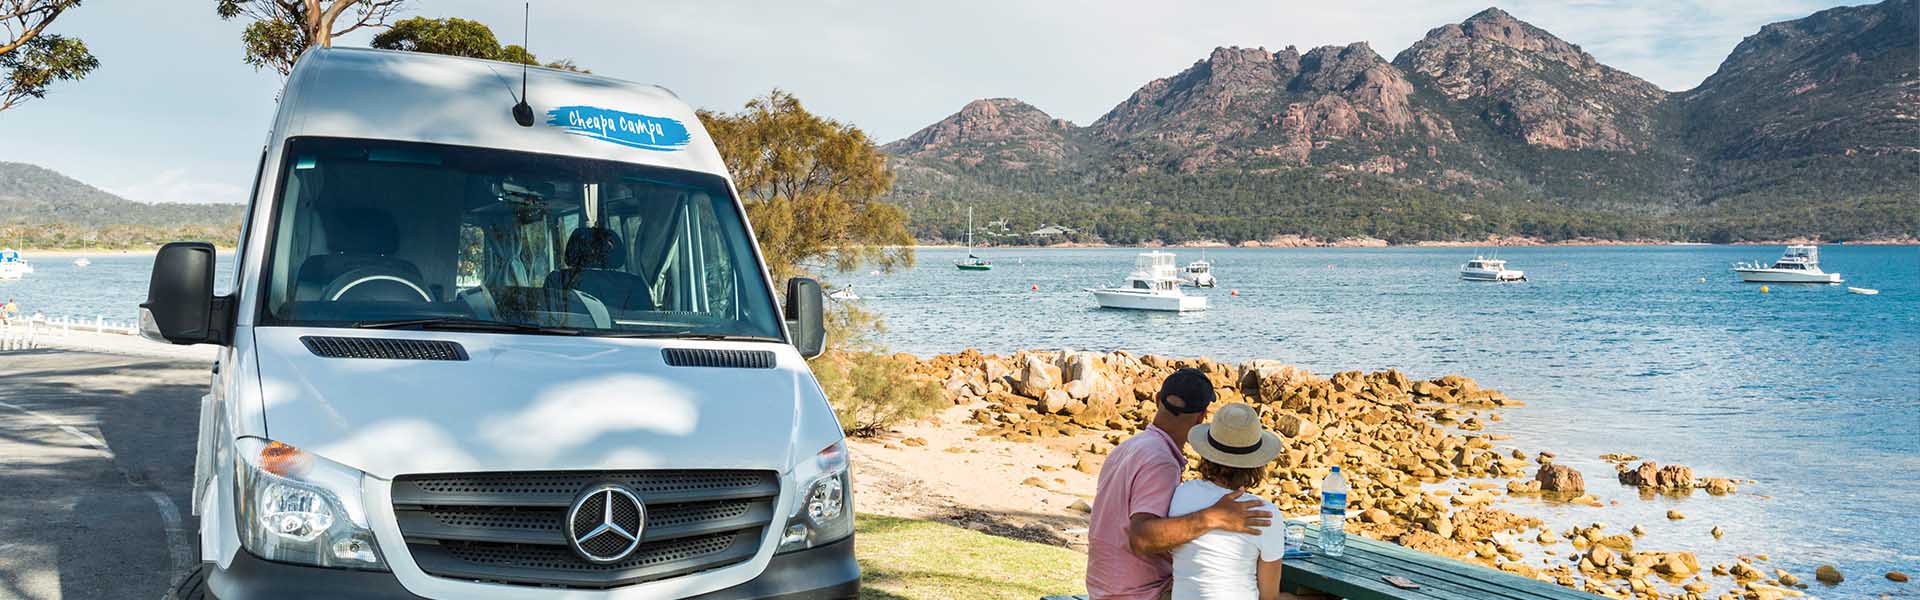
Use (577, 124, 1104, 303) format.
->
(166, 563, 211, 600)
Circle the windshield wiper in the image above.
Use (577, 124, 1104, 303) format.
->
(354, 317, 580, 336)
(599, 330, 780, 342)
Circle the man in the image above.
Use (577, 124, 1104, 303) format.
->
(1, 298, 16, 324)
(1087, 368, 1273, 600)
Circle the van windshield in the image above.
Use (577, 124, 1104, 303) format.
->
(260, 137, 782, 340)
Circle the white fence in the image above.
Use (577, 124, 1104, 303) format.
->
(0, 315, 141, 351)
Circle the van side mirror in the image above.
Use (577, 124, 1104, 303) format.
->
(139, 242, 226, 345)
(784, 277, 827, 359)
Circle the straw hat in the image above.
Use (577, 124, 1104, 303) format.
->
(1189, 402, 1285, 469)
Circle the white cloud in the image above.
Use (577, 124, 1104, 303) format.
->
(104, 169, 247, 205)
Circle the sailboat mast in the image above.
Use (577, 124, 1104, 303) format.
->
(966, 207, 974, 252)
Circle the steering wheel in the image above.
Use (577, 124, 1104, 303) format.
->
(323, 267, 432, 303)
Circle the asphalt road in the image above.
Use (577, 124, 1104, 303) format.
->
(0, 349, 208, 600)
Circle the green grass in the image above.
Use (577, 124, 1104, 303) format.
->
(856, 513, 1086, 600)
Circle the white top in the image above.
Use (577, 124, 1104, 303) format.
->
(1168, 480, 1288, 600)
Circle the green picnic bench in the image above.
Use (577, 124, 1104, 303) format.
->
(1044, 522, 1604, 600)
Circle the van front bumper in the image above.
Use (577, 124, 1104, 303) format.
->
(208, 537, 858, 599)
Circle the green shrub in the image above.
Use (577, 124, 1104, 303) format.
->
(812, 350, 944, 437)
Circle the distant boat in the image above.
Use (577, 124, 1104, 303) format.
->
(1088, 251, 1208, 312)
(828, 286, 860, 301)
(1733, 245, 1841, 284)
(1848, 287, 1879, 296)
(1182, 255, 1216, 288)
(1461, 256, 1525, 282)
(955, 207, 992, 271)
(0, 249, 32, 280)
(73, 257, 91, 268)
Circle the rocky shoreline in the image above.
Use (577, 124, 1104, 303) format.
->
(887, 349, 1884, 600)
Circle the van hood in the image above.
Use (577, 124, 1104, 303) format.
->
(249, 327, 833, 480)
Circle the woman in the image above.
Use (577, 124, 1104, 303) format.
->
(1166, 402, 1292, 600)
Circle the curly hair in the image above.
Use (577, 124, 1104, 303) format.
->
(1196, 458, 1269, 491)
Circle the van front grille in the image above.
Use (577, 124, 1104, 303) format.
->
(391, 470, 778, 589)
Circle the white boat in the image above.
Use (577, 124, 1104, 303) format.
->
(73, 257, 91, 268)
(1732, 245, 1841, 284)
(1182, 257, 1216, 288)
(828, 286, 860, 301)
(1460, 256, 1524, 282)
(1088, 251, 1208, 312)
(0, 249, 32, 280)
(1848, 287, 1878, 296)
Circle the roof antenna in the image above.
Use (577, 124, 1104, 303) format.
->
(510, 2, 534, 127)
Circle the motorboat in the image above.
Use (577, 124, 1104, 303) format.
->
(1847, 287, 1878, 296)
(828, 286, 860, 301)
(1183, 257, 1216, 287)
(1460, 256, 1524, 282)
(73, 257, 91, 268)
(1088, 251, 1208, 312)
(955, 207, 992, 271)
(0, 249, 32, 280)
(1733, 245, 1841, 284)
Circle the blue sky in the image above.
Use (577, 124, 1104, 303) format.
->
(0, 0, 1856, 205)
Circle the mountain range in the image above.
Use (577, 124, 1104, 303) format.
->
(882, 0, 1919, 244)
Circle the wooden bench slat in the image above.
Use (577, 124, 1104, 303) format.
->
(1280, 523, 1606, 600)
(1293, 543, 1568, 600)
(1319, 542, 1592, 599)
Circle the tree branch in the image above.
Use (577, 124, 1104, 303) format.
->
(0, 2, 66, 57)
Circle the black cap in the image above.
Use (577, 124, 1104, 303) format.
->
(1157, 368, 1216, 414)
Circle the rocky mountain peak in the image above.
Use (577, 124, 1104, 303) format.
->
(881, 98, 1076, 169)
(1393, 7, 1665, 151)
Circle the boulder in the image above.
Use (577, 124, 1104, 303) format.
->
(1270, 411, 1320, 441)
(1654, 464, 1695, 490)
(1887, 571, 1909, 583)
(1703, 477, 1738, 495)
(1535, 464, 1585, 493)
(1014, 357, 1063, 398)
(1064, 379, 1094, 400)
(1815, 564, 1843, 584)
(1067, 499, 1093, 513)
(1041, 388, 1071, 414)
(1666, 509, 1684, 520)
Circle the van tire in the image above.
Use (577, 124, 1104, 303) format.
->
(167, 518, 210, 600)
(167, 563, 211, 600)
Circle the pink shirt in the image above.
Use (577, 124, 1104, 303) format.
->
(1087, 424, 1187, 600)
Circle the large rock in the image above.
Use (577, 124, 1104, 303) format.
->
(1041, 388, 1071, 414)
(1535, 464, 1585, 493)
(1815, 564, 1844, 584)
(1014, 356, 1063, 398)
(1270, 411, 1320, 441)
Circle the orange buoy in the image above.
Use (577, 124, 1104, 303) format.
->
(1031, 283, 1039, 291)
(1230, 289, 1240, 297)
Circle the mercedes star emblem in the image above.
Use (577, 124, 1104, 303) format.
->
(565, 483, 646, 563)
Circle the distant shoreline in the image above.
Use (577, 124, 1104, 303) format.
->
(6, 247, 238, 257)
(914, 237, 1919, 250)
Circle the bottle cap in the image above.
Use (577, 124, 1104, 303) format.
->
(1331, 466, 1340, 473)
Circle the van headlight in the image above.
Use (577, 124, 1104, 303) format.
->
(778, 440, 852, 553)
(234, 438, 386, 570)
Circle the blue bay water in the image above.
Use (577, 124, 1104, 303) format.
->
(5, 246, 1916, 593)
(839, 245, 1919, 593)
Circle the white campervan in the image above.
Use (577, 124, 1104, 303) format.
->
(140, 48, 854, 599)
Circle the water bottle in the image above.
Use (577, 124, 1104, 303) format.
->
(1318, 466, 1348, 557)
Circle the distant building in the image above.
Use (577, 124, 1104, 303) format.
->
(1029, 224, 1077, 237)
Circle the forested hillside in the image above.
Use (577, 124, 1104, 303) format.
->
(0, 161, 243, 248)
